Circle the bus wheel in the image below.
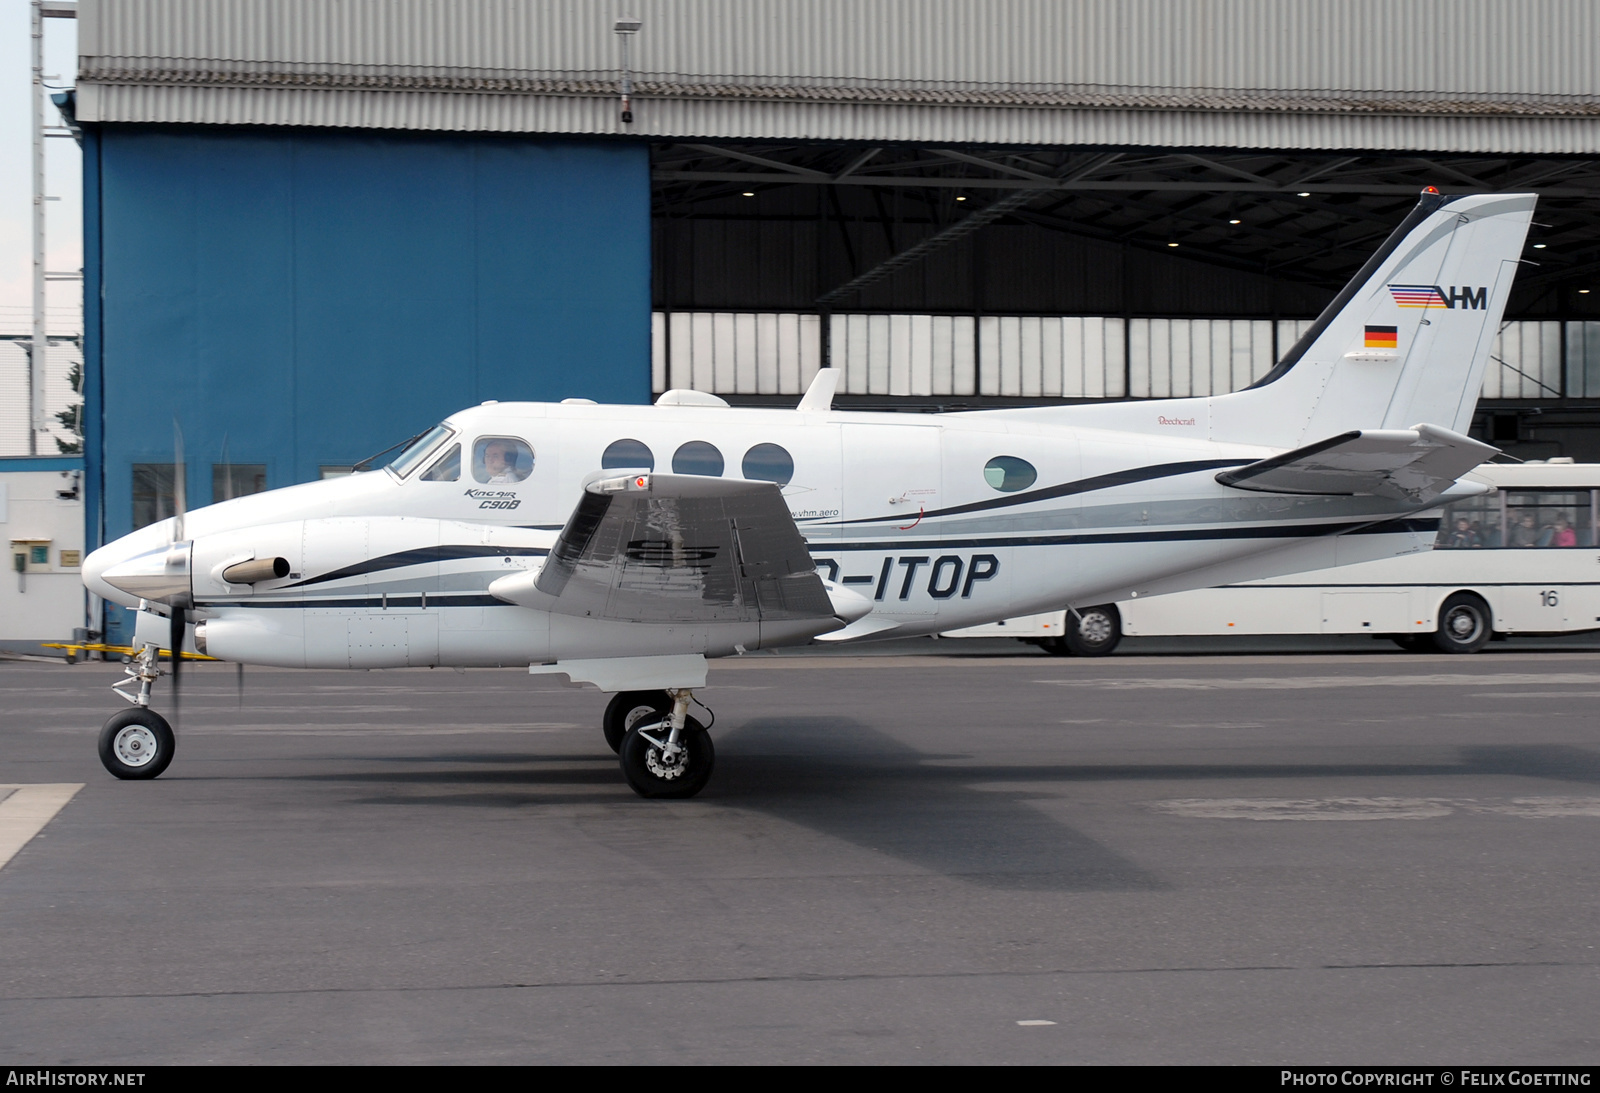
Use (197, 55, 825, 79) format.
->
(1064, 605, 1122, 657)
(1430, 593, 1492, 654)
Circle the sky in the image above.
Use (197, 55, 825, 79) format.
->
(0, 0, 81, 335)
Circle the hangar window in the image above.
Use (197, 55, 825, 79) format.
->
(984, 456, 1037, 493)
(741, 443, 794, 485)
(672, 441, 725, 477)
(601, 438, 655, 471)
(420, 444, 460, 482)
(131, 464, 178, 530)
(473, 437, 534, 484)
(387, 423, 454, 479)
(212, 464, 267, 502)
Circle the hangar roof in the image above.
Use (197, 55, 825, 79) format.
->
(76, 0, 1600, 154)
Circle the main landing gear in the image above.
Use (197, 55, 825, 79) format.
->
(98, 642, 176, 780)
(611, 688, 715, 799)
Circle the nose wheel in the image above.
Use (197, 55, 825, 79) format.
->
(98, 707, 176, 780)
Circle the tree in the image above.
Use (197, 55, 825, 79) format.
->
(55, 359, 83, 455)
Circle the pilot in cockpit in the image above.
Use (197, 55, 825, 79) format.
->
(476, 437, 534, 484)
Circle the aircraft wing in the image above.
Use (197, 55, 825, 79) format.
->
(1215, 424, 1498, 503)
(489, 473, 835, 623)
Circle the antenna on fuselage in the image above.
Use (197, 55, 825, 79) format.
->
(797, 368, 839, 413)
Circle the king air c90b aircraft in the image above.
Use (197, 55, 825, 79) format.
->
(84, 189, 1533, 798)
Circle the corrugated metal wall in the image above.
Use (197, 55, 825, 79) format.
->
(76, 1, 1600, 152)
(81, 0, 1600, 94)
(0, 341, 84, 458)
(652, 313, 1578, 403)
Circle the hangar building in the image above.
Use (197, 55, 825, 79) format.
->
(48, 0, 1600, 644)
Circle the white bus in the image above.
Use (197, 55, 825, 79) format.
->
(945, 461, 1600, 656)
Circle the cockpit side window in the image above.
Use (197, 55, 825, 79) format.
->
(387, 423, 455, 479)
(419, 443, 460, 482)
(473, 436, 535, 484)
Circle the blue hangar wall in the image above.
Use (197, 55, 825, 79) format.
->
(82, 126, 651, 640)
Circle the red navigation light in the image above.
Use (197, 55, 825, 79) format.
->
(635, 476, 647, 488)
(1423, 186, 1440, 194)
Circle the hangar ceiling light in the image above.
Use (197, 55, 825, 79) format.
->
(652, 142, 1600, 300)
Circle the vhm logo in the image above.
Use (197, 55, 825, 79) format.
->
(1387, 283, 1487, 310)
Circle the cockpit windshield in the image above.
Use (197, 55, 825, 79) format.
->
(386, 423, 455, 479)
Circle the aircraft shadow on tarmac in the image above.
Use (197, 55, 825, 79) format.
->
(245, 727, 1600, 893)
(710, 716, 1165, 893)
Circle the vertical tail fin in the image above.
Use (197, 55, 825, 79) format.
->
(1211, 190, 1535, 448)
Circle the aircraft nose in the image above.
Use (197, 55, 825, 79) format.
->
(86, 540, 193, 606)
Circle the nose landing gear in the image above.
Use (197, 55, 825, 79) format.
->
(99, 642, 176, 780)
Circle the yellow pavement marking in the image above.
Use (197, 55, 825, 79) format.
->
(0, 784, 84, 872)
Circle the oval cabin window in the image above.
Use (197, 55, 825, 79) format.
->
(672, 441, 725, 477)
(983, 456, 1037, 493)
(741, 443, 794, 486)
(601, 438, 655, 471)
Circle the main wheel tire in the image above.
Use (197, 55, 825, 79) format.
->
(98, 708, 175, 780)
(619, 715, 714, 799)
(603, 690, 673, 754)
(1430, 593, 1492, 654)
(1063, 604, 1122, 657)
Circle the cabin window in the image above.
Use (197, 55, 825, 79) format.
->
(387, 423, 454, 478)
(420, 444, 461, 482)
(741, 443, 794, 486)
(472, 437, 534, 484)
(601, 438, 655, 471)
(983, 456, 1037, 493)
(672, 441, 725, 477)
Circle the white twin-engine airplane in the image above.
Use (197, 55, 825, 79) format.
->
(84, 189, 1533, 797)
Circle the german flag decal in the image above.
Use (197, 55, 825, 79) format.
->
(1365, 325, 1399, 348)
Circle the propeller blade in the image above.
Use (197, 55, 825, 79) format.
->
(172, 418, 187, 543)
(169, 599, 185, 716)
(236, 662, 244, 708)
(221, 432, 232, 502)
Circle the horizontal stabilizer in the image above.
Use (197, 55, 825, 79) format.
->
(1216, 424, 1497, 503)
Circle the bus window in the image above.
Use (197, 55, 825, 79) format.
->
(1506, 491, 1592, 548)
(1436, 495, 1500, 549)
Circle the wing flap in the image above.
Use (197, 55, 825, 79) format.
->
(493, 473, 834, 624)
(1216, 424, 1498, 503)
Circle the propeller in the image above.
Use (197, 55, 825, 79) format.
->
(168, 418, 190, 717)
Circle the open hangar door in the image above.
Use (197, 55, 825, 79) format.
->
(649, 143, 1600, 460)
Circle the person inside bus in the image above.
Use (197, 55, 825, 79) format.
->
(1510, 513, 1543, 548)
(1551, 514, 1578, 548)
(1446, 517, 1480, 549)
